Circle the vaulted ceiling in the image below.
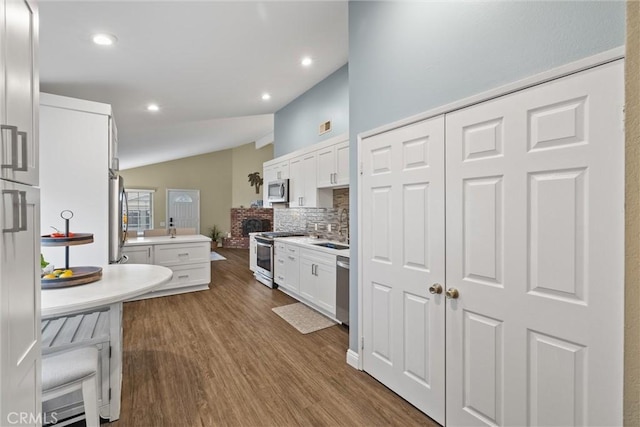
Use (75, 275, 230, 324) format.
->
(38, 1, 348, 169)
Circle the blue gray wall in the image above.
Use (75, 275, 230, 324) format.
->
(348, 1, 625, 351)
(274, 64, 349, 157)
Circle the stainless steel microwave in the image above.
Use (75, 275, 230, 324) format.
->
(267, 179, 289, 203)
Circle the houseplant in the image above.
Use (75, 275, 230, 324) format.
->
(207, 225, 223, 250)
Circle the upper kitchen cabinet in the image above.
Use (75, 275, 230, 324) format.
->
(316, 139, 349, 188)
(263, 160, 289, 207)
(1, 0, 38, 186)
(289, 151, 331, 208)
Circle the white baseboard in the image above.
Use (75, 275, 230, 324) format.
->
(346, 349, 360, 370)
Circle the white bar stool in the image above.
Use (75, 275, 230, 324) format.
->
(42, 346, 100, 427)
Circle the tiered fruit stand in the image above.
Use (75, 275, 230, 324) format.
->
(41, 210, 102, 289)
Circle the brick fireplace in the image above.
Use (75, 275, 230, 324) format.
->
(222, 208, 273, 249)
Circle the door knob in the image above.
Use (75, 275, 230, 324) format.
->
(429, 284, 443, 294)
(445, 288, 459, 299)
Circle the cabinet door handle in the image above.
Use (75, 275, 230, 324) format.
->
(288, 256, 295, 260)
(2, 190, 20, 232)
(1, 125, 18, 171)
(18, 191, 27, 231)
(16, 131, 28, 172)
(178, 274, 189, 279)
(148, 247, 151, 257)
(178, 252, 189, 256)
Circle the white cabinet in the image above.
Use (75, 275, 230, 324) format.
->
(317, 140, 349, 188)
(124, 237, 211, 299)
(249, 233, 257, 272)
(1, 0, 38, 187)
(283, 244, 300, 294)
(0, 181, 40, 422)
(273, 241, 286, 286)
(0, 1, 40, 422)
(289, 151, 332, 208)
(40, 94, 114, 267)
(299, 248, 336, 316)
(276, 243, 300, 294)
(122, 245, 153, 264)
(263, 160, 289, 207)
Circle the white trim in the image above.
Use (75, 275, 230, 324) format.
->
(126, 188, 155, 193)
(40, 92, 112, 116)
(360, 46, 624, 140)
(356, 47, 625, 377)
(346, 349, 360, 370)
(356, 132, 364, 372)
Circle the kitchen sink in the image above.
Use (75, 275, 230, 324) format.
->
(313, 242, 349, 250)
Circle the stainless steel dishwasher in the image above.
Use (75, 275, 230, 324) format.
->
(336, 256, 349, 326)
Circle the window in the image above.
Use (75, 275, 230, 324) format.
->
(126, 189, 154, 231)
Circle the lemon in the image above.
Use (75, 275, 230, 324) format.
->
(63, 269, 73, 274)
(59, 271, 73, 278)
(53, 269, 63, 276)
(43, 274, 56, 279)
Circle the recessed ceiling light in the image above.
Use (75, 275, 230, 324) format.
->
(147, 104, 159, 112)
(301, 57, 313, 67)
(261, 93, 271, 101)
(92, 33, 117, 46)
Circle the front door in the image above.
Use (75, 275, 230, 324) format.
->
(166, 189, 200, 233)
(361, 116, 446, 424)
(445, 60, 624, 426)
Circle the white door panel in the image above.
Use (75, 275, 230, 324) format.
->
(362, 116, 446, 424)
(1, 182, 40, 426)
(446, 60, 624, 426)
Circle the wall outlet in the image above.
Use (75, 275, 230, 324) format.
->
(160, 221, 165, 227)
(319, 120, 332, 135)
(328, 224, 332, 232)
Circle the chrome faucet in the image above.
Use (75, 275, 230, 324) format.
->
(338, 208, 349, 242)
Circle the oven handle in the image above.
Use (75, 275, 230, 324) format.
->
(256, 239, 273, 247)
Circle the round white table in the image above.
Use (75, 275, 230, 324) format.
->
(40, 263, 172, 421)
(41, 264, 173, 318)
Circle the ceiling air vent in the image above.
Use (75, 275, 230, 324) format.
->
(319, 120, 332, 135)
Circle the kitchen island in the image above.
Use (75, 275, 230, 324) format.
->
(123, 234, 211, 299)
(41, 264, 173, 422)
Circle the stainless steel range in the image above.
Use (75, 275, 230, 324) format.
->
(254, 231, 306, 288)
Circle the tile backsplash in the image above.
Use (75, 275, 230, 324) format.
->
(274, 188, 349, 242)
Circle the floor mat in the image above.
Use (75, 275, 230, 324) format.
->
(210, 252, 227, 261)
(272, 302, 337, 334)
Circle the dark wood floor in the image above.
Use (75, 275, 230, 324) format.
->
(111, 248, 438, 426)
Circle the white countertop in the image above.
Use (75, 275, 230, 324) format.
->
(124, 234, 211, 246)
(41, 264, 173, 318)
(274, 236, 350, 258)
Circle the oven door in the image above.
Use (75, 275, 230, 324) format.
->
(255, 240, 273, 278)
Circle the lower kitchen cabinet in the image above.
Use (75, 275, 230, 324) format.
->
(124, 236, 211, 299)
(283, 244, 300, 293)
(299, 249, 336, 315)
(122, 244, 153, 264)
(249, 233, 258, 272)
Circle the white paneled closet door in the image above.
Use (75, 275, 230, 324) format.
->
(361, 117, 446, 424)
(445, 60, 624, 426)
